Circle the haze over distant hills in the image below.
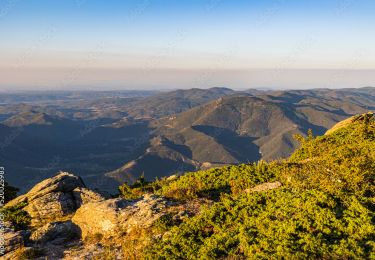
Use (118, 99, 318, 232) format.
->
(1, 87, 374, 192)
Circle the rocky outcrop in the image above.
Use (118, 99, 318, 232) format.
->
(3, 222, 24, 253)
(2, 172, 109, 259)
(5, 172, 106, 226)
(6, 172, 85, 207)
(72, 187, 107, 207)
(2, 222, 29, 255)
(72, 194, 172, 239)
(247, 181, 282, 192)
(325, 112, 373, 135)
(3, 173, 179, 258)
(30, 221, 80, 245)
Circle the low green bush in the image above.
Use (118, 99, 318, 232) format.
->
(0, 201, 31, 230)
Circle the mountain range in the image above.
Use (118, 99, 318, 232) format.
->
(1, 87, 374, 192)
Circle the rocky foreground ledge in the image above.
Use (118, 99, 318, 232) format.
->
(2, 172, 180, 259)
(3, 172, 284, 259)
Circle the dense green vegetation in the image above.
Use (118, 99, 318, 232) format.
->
(118, 173, 155, 200)
(0, 201, 31, 230)
(119, 161, 278, 201)
(148, 190, 374, 259)
(120, 113, 375, 259)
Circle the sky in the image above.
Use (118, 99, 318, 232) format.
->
(0, 0, 375, 90)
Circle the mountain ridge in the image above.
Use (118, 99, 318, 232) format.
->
(1, 87, 374, 192)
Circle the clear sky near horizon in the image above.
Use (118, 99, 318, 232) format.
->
(0, 0, 374, 90)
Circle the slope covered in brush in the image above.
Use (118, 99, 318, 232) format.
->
(136, 113, 375, 259)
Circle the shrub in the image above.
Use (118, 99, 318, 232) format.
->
(153, 213, 177, 233)
(1, 201, 31, 230)
(118, 174, 156, 200)
(15, 247, 44, 259)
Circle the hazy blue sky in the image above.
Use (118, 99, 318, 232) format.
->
(1, 0, 374, 90)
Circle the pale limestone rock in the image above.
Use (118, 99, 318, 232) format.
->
(247, 181, 282, 192)
(72, 187, 106, 207)
(72, 194, 171, 239)
(30, 220, 80, 244)
(7, 172, 84, 207)
(72, 198, 126, 239)
(2, 222, 25, 255)
(5, 172, 105, 226)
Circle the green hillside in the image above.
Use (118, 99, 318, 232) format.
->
(119, 112, 374, 259)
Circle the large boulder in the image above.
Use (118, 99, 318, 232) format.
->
(72, 194, 172, 239)
(72, 187, 107, 207)
(5, 172, 106, 226)
(30, 220, 80, 245)
(2, 222, 29, 255)
(7, 172, 85, 207)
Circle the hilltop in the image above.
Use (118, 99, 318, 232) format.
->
(2, 112, 374, 259)
(107, 89, 373, 184)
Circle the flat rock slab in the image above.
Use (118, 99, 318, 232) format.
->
(72, 194, 171, 239)
(246, 181, 282, 192)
